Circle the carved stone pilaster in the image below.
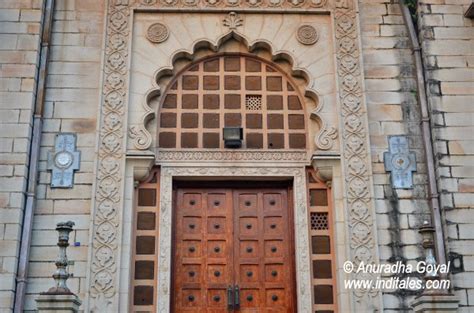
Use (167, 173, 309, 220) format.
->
(88, 1, 130, 310)
(334, 4, 381, 309)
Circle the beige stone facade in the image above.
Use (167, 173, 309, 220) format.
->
(0, 0, 472, 312)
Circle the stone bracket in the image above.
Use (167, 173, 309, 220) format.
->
(126, 151, 156, 181)
(311, 154, 340, 184)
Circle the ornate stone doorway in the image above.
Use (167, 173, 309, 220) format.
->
(90, 4, 380, 312)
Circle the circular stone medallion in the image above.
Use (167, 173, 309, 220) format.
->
(296, 25, 318, 45)
(146, 23, 169, 44)
(55, 151, 73, 168)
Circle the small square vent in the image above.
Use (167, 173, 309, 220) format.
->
(245, 95, 262, 111)
(310, 212, 329, 230)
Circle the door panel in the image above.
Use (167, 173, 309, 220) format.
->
(174, 189, 234, 313)
(234, 189, 294, 313)
(173, 187, 295, 313)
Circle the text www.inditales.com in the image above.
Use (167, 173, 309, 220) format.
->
(343, 261, 451, 291)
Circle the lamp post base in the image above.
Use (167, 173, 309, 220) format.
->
(36, 294, 82, 313)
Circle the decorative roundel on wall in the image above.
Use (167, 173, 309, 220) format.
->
(146, 22, 169, 43)
(296, 25, 318, 45)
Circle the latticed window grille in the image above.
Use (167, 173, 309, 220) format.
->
(245, 95, 262, 110)
(310, 212, 329, 230)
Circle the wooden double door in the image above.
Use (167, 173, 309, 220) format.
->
(172, 186, 296, 313)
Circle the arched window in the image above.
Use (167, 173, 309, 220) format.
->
(157, 54, 308, 150)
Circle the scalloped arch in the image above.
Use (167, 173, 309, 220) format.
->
(128, 32, 337, 151)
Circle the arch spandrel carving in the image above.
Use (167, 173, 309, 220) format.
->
(128, 13, 339, 154)
(89, 1, 382, 312)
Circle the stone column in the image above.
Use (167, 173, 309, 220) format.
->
(35, 221, 82, 312)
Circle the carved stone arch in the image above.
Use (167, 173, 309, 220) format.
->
(129, 34, 337, 153)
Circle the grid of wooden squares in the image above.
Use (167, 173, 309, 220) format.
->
(131, 169, 160, 312)
(158, 55, 307, 150)
(307, 168, 338, 313)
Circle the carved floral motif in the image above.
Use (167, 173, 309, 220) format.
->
(136, 0, 329, 8)
(156, 150, 308, 162)
(146, 22, 169, 43)
(309, 0, 327, 7)
(334, 7, 380, 309)
(296, 25, 319, 45)
(223, 12, 243, 30)
(89, 1, 129, 310)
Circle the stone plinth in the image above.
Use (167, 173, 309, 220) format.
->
(411, 294, 459, 312)
(36, 294, 82, 313)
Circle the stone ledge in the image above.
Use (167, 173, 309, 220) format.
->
(36, 293, 81, 313)
(411, 293, 459, 313)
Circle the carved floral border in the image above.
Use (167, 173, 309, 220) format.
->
(88, 0, 380, 311)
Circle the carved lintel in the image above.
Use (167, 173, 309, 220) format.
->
(126, 151, 156, 181)
(136, 0, 330, 9)
(311, 155, 340, 182)
(156, 149, 309, 164)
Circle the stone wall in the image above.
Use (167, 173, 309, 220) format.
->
(22, 0, 104, 311)
(0, 0, 472, 311)
(418, 0, 474, 311)
(0, 0, 43, 311)
(359, 0, 431, 310)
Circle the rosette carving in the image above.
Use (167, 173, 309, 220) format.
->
(296, 25, 319, 45)
(146, 22, 169, 43)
